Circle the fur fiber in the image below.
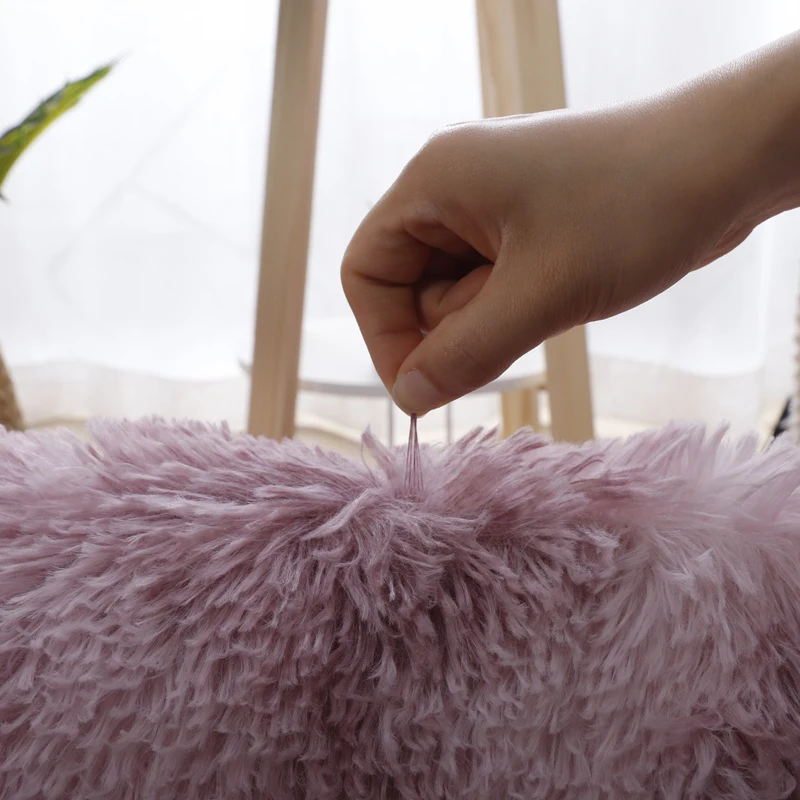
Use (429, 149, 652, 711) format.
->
(1, 419, 800, 799)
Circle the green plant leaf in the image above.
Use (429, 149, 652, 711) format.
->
(0, 62, 114, 200)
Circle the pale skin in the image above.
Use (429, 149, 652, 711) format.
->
(341, 31, 800, 417)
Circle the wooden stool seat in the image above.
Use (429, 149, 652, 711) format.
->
(243, 317, 545, 443)
(298, 318, 545, 399)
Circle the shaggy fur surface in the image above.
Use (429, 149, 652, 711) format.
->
(1, 420, 800, 799)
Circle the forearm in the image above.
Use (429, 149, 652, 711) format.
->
(701, 30, 800, 221)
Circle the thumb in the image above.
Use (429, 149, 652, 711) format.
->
(392, 267, 538, 415)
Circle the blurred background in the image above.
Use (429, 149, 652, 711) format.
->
(2, 0, 800, 447)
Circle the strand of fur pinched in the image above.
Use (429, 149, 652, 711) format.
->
(402, 413, 423, 499)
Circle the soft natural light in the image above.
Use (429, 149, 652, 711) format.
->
(2, 0, 800, 436)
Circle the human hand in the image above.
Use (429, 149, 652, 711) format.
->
(341, 33, 800, 416)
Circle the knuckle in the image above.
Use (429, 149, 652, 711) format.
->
(340, 251, 355, 292)
(416, 122, 475, 164)
(340, 248, 363, 306)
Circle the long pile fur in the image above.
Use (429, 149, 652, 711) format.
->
(1, 419, 800, 799)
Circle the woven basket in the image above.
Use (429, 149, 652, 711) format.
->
(0, 351, 23, 431)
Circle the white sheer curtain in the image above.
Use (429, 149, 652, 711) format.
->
(2, 0, 799, 440)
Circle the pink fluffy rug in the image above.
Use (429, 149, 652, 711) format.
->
(1, 419, 800, 799)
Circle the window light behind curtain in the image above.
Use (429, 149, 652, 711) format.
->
(1, 0, 799, 438)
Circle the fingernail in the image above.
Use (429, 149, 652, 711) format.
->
(392, 370, 447, 416)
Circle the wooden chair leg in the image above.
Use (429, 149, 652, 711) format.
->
(544, 327, 594, 443)
(0, 350, 23, 431)
(247, 0, 328, 439)
(475, 0, 594, 442)
(501, 387, 541, 439)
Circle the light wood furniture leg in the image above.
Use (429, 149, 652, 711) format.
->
(542, 327, 594, 442)
(247, 0, 328, 439)
(476, 0, 594, 442)
(501, 387, 541, 439)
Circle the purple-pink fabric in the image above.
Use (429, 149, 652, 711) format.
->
(1, 419, 800, 799)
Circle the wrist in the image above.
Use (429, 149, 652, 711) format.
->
(727, 31, 800, 219)
(666, 31, 800, 235)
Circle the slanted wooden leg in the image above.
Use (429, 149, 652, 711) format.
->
(475, 0, 594, 442)
(248, 0, 328, 439)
